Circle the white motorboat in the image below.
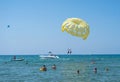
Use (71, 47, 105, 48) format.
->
(40, 51, 59, 59)
(40, 55, 59, 59)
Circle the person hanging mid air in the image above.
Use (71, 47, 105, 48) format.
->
(67, 48, 72, 54)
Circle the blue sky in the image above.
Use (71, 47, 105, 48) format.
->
(0, 0, 120, 55)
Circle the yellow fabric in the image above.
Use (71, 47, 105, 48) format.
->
(61, 18, 90, 40)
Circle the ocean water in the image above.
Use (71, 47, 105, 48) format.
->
(0, 54, 120, 82)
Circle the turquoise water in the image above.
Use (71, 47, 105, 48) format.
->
(0, 54, 120, 82)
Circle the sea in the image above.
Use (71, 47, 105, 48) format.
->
(0, 54, 120, 82)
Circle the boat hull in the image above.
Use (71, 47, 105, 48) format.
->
(11, 58, 24, 61)
(40, 55, 59, 59)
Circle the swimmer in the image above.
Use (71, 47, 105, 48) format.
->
(26, 61, 28, 64)
(4, 62, 7, 64)
(94, 67, 97, 73)
(77, 70, 80, 74)
(105, 68, 109, 72)
(40, 65, 47, 71)
(52, 64, 56, 70)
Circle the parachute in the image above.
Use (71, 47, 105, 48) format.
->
(61, 18, 90, 40)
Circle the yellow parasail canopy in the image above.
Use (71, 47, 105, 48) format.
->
(61, 18, 90, 40)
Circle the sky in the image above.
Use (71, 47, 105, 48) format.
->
(0, 0, 120, 55)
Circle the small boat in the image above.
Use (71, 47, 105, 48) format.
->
(11, 56, 24, 61)
(40, 55, 59, 59)
(39, 51, 59, 59)
(11, 58, 24, 61)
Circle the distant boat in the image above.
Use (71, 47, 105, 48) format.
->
(40, 55, 59, 59)
(11, 58, 24, 61)
(39, 51, 59, 59)
(11, 56, 24, 61)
